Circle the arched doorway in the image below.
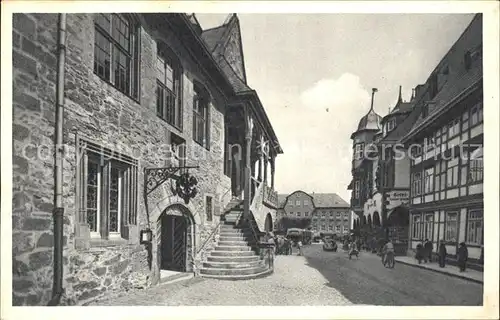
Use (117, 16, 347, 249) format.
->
(159, 204, 195, 272)
(264, 213, 273, 232)
(387, 206, 410, 227)
(373, 212, 381, 227)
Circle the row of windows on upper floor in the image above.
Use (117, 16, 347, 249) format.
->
(311, 225, 350, 233)
(352, 101, 483, 162)
(286, 199, 311, 207)
(287, 211, 350, 219)
(93, 13, 211, 149)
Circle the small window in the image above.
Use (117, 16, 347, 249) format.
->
(295, 200, 301, 206)
(445, 212, 458, 242)
(422, 105, 428, 119)
(412, 215, 421, 239)
(386, 118, 396, 132)
(193, 83, 211, 149)
(205, 196, 213, 222)
(297, 212, 301, 217)
(466, 209, 483, 245)
(464, 51, 472, 70)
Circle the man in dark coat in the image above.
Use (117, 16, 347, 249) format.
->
(424, 239, 433, 263)
(457, 242, 468, 272)
(416, 243, 424, 264)
(438, 240, 447, 267)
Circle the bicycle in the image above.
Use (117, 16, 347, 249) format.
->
(383, 251, 395, 268)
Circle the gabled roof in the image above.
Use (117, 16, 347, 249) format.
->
(381, 106, 422, 143)
(278, 194, 288, 208)
(312, 193, 350, 208)
(403, 62, 482, 142)
(201, 25, 226, 51)
(216, 55, 252, 93)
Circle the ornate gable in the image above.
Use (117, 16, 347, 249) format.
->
(220, 15, 247, 83)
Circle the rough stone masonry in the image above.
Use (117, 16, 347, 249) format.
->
(12, 13, 232, 306)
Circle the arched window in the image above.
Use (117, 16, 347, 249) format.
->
(156, 43, 183, 129)
(94, 14, 139, 98)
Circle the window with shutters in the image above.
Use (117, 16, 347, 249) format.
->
(94, 14, 139, 99)
(156, 45, 183, 129)
(76, 138, 138, 242)
(193, 82, 211, 149)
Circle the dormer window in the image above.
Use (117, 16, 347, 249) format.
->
(422, 105, 428, 118)
(464, 51, 472, 70)
(386, 118, 396, 132)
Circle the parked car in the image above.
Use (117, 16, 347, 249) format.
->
(323, 240, 338, 252)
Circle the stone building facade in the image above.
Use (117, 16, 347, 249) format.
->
(12, 13, 281, 306)
(276, 191, 350, 234)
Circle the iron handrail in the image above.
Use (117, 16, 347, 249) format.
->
(196, 187, 232, 255)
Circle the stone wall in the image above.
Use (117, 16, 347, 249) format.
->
(12, 13, 232, 306)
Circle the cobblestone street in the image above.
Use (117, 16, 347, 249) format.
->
(303, 244, 483, 306)
(88, 252, 353, 306)
(89, 243, 483, 306)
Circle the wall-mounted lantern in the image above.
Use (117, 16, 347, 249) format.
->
(140, 228, 153, 244)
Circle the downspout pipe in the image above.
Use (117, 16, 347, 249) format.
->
(48, 13, 67, 306)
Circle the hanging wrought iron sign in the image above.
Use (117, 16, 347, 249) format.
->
(173, 172, 199, 204)
(144, 165, 199, 196)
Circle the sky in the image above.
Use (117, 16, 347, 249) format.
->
(196, 13, 475, 203)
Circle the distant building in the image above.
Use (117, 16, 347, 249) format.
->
(276, 191, 350, 235)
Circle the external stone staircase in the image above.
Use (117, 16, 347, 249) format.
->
(199, 200, 272, 280)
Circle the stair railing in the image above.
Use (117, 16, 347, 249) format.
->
(245, 212, 275, 273)
(196, 187, 233, 256)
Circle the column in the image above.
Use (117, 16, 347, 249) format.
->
(270, 155, 275, 189)
(233, 150, 241, 199)
(244, 109, 253, 219)
(264, 155, 268, 184)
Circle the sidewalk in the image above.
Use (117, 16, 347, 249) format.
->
(395, 256, 483, 284)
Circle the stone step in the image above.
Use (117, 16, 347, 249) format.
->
(210, 250, 256, 257)
(207, 255, 260, 263)
(219, 235, 249, 242)
(202, 260, 264, 269)
(219, 229, 252, 237)
(218, 240, 251, 246)
(200, 268, 272, 280)
(220, 224, 244, 229)
(199, 265, 267, 276)
(215, 245, 252, 251)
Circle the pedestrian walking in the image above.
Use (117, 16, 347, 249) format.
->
(416, 243, 424, 264)
(297, 240, 303, 256)
(457, 242, 468, 272)
(424, 239, 433, 263)
(438, 240, 447, 268)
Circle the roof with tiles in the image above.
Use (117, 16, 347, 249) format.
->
(404, 62, 482, 140)
(278, 194, 288, 208)
(311, 193, 350, 208)
(216, 56, 253, 93)
(201, 25, 226, 52)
